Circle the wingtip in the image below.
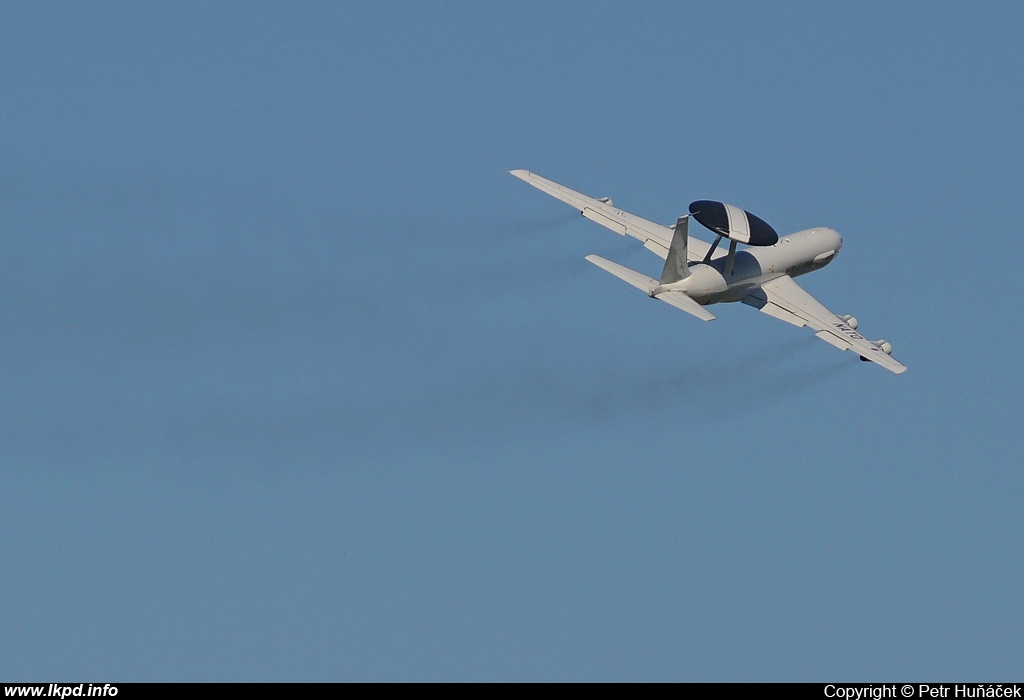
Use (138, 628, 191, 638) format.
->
(508, 169, 531, 180)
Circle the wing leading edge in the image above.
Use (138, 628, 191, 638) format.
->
(509, 170, 715, 262)
(743, 275, 907, 374)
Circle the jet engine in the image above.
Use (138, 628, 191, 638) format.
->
(839, 314, 859, 329)
(875, 340, 893, 355)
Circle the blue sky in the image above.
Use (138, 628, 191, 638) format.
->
(1, 1, 1021, 681)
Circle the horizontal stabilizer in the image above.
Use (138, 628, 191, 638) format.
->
(655, 290, 716, 321)
(584, 254, 657, 293)
(584, 255, 715, 321)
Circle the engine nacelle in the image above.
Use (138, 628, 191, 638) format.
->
(839, 314, 859, 329)
(875, 339, 893, 355)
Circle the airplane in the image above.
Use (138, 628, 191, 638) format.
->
(510, 169, 906, 374)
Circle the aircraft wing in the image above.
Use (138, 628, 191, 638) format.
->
(509, 169, 715, 261)
(743, 275, 907, 374)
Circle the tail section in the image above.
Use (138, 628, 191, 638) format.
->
(584, 254, 715, 322)
(658, 215, 690, 284)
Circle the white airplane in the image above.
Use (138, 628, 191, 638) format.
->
(510, 169, 906, 374)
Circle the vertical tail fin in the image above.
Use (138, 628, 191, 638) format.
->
(659, 215, 690, 284)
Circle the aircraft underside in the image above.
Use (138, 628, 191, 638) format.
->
(510, 169, 906, 374)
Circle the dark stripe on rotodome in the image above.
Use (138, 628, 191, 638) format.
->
(745, 210, 779, 246)
(688, 200, 729, 236)
(689, 200, 779, 246)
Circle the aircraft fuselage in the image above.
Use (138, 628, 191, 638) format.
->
(678, 227, 843, 304)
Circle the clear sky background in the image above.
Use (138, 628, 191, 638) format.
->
(1, 1, 1021, 681)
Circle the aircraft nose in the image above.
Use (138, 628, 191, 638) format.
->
(831, 229, 843, 252)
